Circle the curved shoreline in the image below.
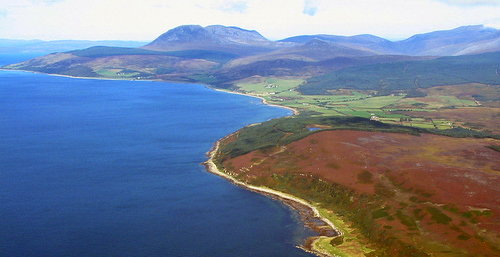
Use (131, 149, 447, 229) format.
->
(4, 69, 336, 255)
(203, 86, 340, 256)
(207, 86, 300, 115)
(203, 136, 341, 257)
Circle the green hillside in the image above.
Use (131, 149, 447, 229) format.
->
(299, 52, 500, 95)
(69, 46, 167, 57)
(69, 46, 239, 63)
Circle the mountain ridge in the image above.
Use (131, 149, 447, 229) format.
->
(3, 24, 500, 86)
(392, 25, 500, 55)
(143, 25, 286, 56)
(279, 24, 500, 56)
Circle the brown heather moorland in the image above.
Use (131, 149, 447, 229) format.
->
(218, 130, 500, 256)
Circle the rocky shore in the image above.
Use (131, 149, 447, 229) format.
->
(203, 137, 341, 257)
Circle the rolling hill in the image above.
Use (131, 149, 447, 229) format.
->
(2, 24, 500, 87)
(280, 25, 500, 56)
(299, 51, 500, 95)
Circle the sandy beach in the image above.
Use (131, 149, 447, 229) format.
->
(203, 137, 341, 256)
(207, 87, 300, 115)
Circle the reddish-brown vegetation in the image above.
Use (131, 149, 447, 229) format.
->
(409, 107, 500, 134)
(220, 130, 500, 256)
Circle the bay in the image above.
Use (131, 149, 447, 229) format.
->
(0, 55, 317, 257)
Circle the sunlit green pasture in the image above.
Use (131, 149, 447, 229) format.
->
(237, 78, 303, 95)
(437, 96, 477, 107)
(234, 77, 466, 129)
(96, 69, 140, 78)
(341, 95, 405, 109)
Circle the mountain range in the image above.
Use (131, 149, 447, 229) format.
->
(142, 24, 500, 56)
(279, 25, 500, 56)
(2, 24, 500, 87)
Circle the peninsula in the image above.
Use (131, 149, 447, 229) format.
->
(3, 24, 500, 256)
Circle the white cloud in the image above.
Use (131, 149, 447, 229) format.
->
(30, 0, 66, 6)
(218, 1, 248, 13)
(303, 0, 319, 16)
(434, 0, 500, 6)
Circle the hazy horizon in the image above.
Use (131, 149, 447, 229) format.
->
(0, 23, 498, 44)
(1, 0, 499, 41)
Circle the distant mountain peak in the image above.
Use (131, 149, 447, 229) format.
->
(150, 25, 212, 43)
(205, 25, 268, 43)
(402, 25, 497, 42)
(459, 24, 496, 32)
(303, 38, 334, 47)
(143, 25, 274, 54)
(396, 24, 500, 55)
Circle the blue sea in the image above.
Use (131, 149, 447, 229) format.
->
(0, 54, 317, 257)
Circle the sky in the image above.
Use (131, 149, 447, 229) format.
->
(1, 0, 500, 41)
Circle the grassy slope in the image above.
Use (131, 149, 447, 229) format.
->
(1, 46, 240, 80)
(69, 46, 239, 63)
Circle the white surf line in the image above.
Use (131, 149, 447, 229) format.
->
(204, 140, 341, 239)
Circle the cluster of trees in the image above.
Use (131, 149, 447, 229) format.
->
(298, 52, 500, 95)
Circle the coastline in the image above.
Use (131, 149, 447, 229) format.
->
(0, 68, 166, 82)
(1, 69, 295, 116)
(203, 136, 341, 257)
(203, 86, 345, 256)
(1, 69, 300, 117)
(207, 86, 300, 116)
(4, 69, 335, 255)
(6, 55, 500, 257)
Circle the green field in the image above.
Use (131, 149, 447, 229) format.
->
(96, 69, 141, 78)
(232, 77, 485, 129)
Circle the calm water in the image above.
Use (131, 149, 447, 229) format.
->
(0, 55, 317, 257)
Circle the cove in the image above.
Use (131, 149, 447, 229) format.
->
(0, 56, 317, 257)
